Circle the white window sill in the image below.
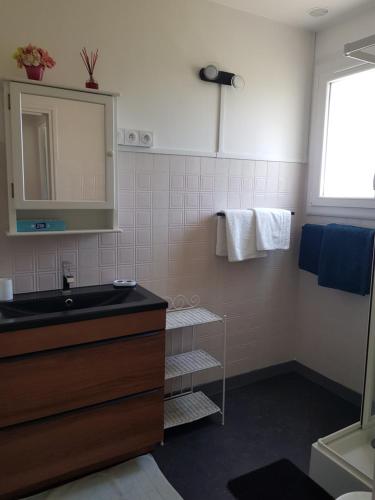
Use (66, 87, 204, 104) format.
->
(306, 203, 375, 220)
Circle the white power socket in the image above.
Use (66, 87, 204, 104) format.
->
(118, 128, 154, 148)
(139, 131, 153, 148)
(124, 129, 140, 146)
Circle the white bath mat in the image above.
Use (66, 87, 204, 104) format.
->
(26, 454, 183, 500)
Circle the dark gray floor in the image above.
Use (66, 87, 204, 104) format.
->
(153, 372, 360, 500)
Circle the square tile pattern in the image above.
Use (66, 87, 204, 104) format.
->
(0, 152, 305, 380)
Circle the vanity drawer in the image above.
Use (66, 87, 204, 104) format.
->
(0, 309, 166, 358)
(0, 389, 163, 499)
(0, 331, 164, 428)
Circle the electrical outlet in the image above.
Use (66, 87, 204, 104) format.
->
(124, 129, 140, 146)
(117, 128, 125, 145)
(139, 130, 153, 148)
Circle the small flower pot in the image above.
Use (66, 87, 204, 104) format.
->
(25, 65, 45, 81)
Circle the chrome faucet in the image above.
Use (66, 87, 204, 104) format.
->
(62, 261, 75, 291)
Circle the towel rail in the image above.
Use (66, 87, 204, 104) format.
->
(216, 210, 295, 217)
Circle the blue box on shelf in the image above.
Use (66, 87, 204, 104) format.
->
(17, 220, 66, 232)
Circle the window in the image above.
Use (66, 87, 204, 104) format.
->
(322, 68, 375, 199)
(308, 64, 375, 218)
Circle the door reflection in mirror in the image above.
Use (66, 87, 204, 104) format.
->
(20, 93, 106, 202)
(22, 111, 52, 200)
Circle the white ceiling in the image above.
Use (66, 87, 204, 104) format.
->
(208, 0, 374, 30)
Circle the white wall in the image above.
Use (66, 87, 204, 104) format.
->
(295, 6, 375, 394)
(0, 0, 315, 381)
(0, 0, 314, 162)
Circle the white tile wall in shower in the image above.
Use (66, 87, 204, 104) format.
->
(0, 150, 306, 382)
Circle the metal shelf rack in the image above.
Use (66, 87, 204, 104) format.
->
(164, 306, 226, 430)
(165, 349, 221, 380)
(164, 391, 221, 429)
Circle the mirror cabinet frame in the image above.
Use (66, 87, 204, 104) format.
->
(2, 79, 120, 235)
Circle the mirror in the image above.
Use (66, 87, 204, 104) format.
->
(20, 93, 106, 202)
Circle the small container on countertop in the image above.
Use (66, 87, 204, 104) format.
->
(113, 279, 137, 288)
(0, 278, 13, 301)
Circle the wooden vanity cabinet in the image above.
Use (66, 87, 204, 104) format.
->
(0, 308, 166, 499)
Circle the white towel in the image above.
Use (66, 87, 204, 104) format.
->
(254, 208, 291, 251)
(216, 210, 267, 262)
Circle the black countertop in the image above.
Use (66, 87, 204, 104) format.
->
(0, 284, 168, 333)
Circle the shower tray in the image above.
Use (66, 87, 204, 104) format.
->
(309, 250, 375, 498)
(310, 422, 374, 497)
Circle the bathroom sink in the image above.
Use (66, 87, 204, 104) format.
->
(0, 289, 144, 318)
(0, 284, 168, 332)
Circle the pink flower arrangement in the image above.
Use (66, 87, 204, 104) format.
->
(13, 44, 56, 69)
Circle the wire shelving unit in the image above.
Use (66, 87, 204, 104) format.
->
(164, 306, 227, 430)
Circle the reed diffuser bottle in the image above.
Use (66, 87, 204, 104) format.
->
(80, 47, 99, 89)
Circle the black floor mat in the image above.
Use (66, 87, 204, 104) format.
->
(227, 459, 333, 500)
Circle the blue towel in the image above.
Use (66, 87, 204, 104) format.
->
(318, 224, 374, 296)
(298, 224, 325, 275)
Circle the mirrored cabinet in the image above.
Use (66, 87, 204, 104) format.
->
(2, 79, 120, 235)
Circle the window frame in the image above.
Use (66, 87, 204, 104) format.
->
(307, 60, 375, 219)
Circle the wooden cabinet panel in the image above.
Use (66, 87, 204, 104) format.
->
(0, 390, 164, 499)
(0, 309, 166, 358)
(0, 331, 165, 428)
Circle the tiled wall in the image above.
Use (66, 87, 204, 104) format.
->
(0, 151, 306, 380)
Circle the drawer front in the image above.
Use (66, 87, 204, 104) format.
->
(0, 331, 165, 428)
(0, 309, 166, 358)
(0, 390, 163, 499)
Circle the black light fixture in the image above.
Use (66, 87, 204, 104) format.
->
(199, 64, 244, 88)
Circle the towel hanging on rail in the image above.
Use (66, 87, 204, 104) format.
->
(299, 223, 375, 295)
(298, 224, 324, 275)
(318, 224, 374, 296)
(216, 208, 292, 261)
(253, 208, 291, 251)
(216, 209, 267, 262)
